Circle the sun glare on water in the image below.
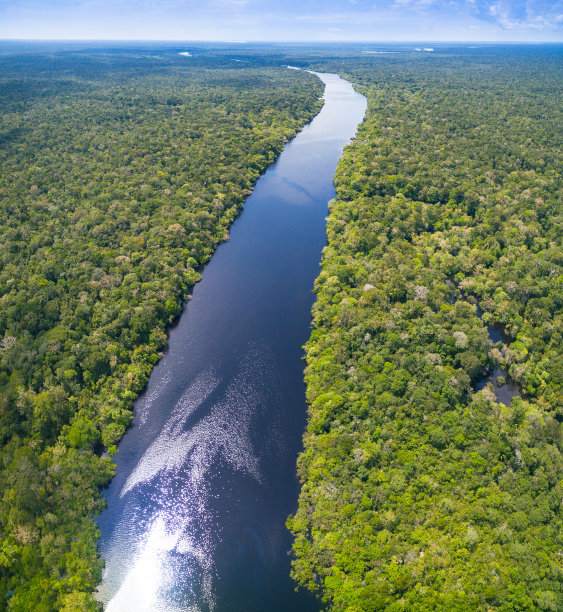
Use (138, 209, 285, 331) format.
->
(107, 517, 187, 612)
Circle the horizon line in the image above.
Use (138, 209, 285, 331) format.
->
(1, 38, 562, 45)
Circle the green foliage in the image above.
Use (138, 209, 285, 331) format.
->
(290, 47, 562, 611)
(0, 48, 323, 608)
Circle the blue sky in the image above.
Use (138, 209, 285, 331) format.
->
(1, 0, 562, 41)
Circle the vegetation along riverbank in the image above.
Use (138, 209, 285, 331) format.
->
(0, 46, 323, 609)
(289, 45, 562, 611)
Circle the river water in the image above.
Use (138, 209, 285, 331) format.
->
(96, 72, 367, 611)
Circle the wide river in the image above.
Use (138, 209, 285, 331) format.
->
(96, 71, 367, 611)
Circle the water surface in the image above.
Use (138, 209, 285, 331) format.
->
(474, 304, 521, 406)
(97, 71, 367, 611)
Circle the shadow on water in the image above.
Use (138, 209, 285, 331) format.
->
(96, 71, 367, 611)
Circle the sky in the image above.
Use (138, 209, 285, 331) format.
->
(1, 0, 562, 42)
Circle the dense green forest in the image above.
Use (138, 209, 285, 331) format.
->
(1, 42, 561, 611)
(289, 47, 563, 610)
(0, 47, 323, 609)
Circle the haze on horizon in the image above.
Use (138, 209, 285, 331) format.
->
(1, 0, 562, 43)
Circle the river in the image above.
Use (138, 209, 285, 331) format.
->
(96, 71, 367, 611)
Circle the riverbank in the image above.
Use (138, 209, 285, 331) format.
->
(0, 51, 325, 610)
(289, 48, 562, 610)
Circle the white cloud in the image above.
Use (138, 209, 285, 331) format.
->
(481, 0, 563, 30)
(212, 0, 250, 7)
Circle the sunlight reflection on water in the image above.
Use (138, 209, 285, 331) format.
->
(102, 349, 271, 610)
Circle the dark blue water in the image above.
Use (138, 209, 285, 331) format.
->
(96, 72, 366, 611)
(474, 304, 521, 406)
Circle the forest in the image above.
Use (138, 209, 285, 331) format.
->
(0, 41, 561, 611)
(288, 46, 562, 610)
(0, 46, 323, 610)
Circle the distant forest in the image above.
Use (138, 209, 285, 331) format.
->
(0, 47, 322, 609)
